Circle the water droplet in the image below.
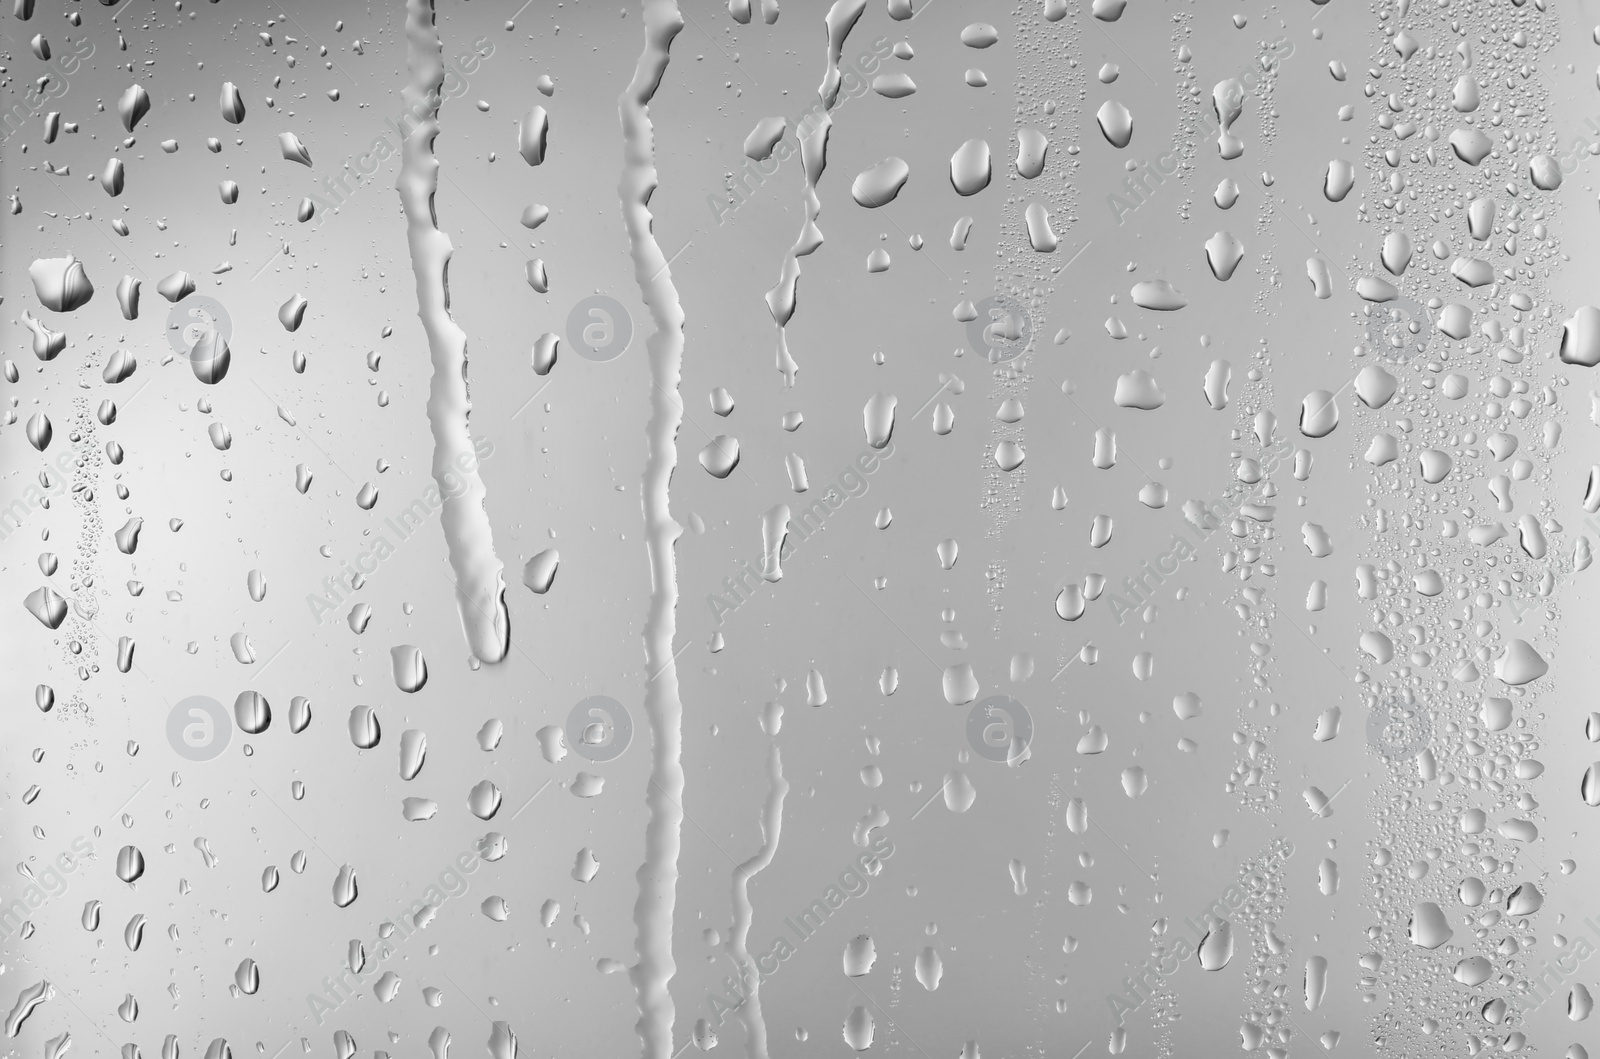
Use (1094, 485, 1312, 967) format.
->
(1095, 100, 1132, 148)
(949, 139, 992, 195)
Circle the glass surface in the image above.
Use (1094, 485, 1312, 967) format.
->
(4, 1, 1598, 1057)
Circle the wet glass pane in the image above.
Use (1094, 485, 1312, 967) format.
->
(4, 1, 1598, 1058)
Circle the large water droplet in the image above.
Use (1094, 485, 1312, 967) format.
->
(1095, 100, 1132, 148)
(949, 139, 992, 195)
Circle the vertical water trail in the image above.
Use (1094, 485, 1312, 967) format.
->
(763, 0, 867, 385)
(395, 0, 510, 664)
(726, 745, 788, 1059)
(619, 2, 687, 1056)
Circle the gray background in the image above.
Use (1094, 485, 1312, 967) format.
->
(4, 0, 1598, 1057)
